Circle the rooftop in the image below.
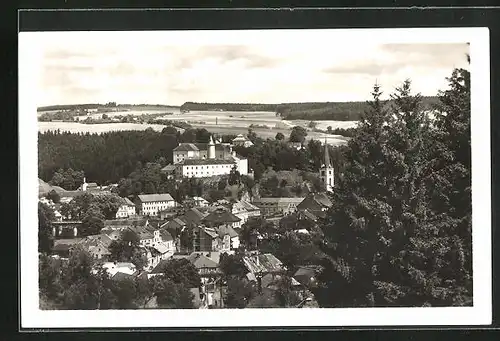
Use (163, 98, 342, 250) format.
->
(243, 253, 284, 274)
(179, 159, 236, 166)
(253, 197, 305, 204)
(138, 193, 174, 203)
(203, 208, 241, 224)
(173, 143, 199, 152)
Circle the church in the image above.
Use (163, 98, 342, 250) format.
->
(319, 140, 334, 192)
(171, 135, 249, 179)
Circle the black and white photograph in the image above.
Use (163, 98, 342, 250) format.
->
(19, 27, 491, 328)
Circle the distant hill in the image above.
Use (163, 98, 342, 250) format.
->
(180, 97, 440, 121)
(37, 103, 180, 112)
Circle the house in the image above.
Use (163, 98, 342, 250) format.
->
(232, 134, 254, 148)
(160, 164, 177, 179)
(115, 197, 137, 218)
(252, 197, 305, 217)
(243, 253, 286, 276)
(136, 193, 176, 216)
(203, 207, 242, 230)
(192, 196, 209, 208)
(231, 200, 261, 225)
(192, 226, 220, 252)
(76, 234, 113, 260)
(102, 262, 138, 277)
(296, 192, 333, 220)
(293, 265, 322, 288)
(51, 238, 83, 258)
(202, 208, 241, 249)
(187, 252, 222, 278)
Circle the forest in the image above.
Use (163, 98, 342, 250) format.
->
(179, 97, 439, 121)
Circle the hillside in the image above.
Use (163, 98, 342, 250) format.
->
(37, 103, 180, 112)
(180, 97, 440, 121)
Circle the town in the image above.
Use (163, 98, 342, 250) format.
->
(36, 39, 472, 311)
(38, 130, 336, 309)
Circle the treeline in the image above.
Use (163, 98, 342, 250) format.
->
(38, 128, 181, 185)
(233, 138, 347, 181)
(180, 102, 277, 112)
(38, 103, 179, 112)
(278, 96, 440, 121)
(180, 97, 439, 121)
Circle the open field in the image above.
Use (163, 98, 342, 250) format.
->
(38, 109, 353, 145)
(38, 122, 170, 134)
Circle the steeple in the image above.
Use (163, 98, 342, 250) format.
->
(319, 138, 334, 192)
(208, 135, 216, 159)
(324, 138, 331, 168)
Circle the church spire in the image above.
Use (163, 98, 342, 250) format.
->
(324, 138, 331, 167)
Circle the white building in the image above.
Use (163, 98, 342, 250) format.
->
(232, 134, 254, 148)
(172, 135, 249, 178)
(115, 197, 136, 218)
(319, 141, 334, 192)
(136, 193, 176, 216)
(231, 200, 261, 225)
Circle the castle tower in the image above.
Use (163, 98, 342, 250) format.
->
(319, 139, 334, 192)
(82, 177, 88, 192)
(208, 135, 216, 159)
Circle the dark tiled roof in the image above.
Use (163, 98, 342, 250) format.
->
(112, 272, 135, 281)
(187, 253, 218, 269)
(121, 197, 135, 206)
(203, 208, 241, 224)
(160, 230, 173, 241)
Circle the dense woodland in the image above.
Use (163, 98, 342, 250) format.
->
(179, 97, 439, 121)
(38, 63, 472, 308)
(38, 125, 345, 187)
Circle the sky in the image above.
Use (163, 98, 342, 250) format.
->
(35, 30, 470, 107)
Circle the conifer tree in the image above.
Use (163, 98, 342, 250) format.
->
(317, 83, 394, 307)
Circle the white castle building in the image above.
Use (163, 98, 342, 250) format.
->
(172, 135, 249, 178)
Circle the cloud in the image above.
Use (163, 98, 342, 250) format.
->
(36, 37, 469, 106)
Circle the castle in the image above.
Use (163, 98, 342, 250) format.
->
(171, 135, 249, 178)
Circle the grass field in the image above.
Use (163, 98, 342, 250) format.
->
(38, 109, 354, 145)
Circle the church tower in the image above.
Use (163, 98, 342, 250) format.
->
(319, 140, 334, 192)
(208, 135, 216, 159)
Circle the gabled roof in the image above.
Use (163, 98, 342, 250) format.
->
(187, 253, 218, 269)
(182, 208, 207, 225)
(160, 230, 173, 241)
(312, 193, 333, 208)
(173, 143, 199, 152)
(137, 193, 174, 203)
(202, 227, 219, 239)
(121, 197, 135, 206)
(128, 226, 154, 240)
(216, 225, 239, 238)
(161, 164, 176, 172)
(203, 208, 241, 224)
(243, 253, 284, 274)
(253, 197, 305, 204)
(112, 271, 135, 281)
(149, 259, 170, 274)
